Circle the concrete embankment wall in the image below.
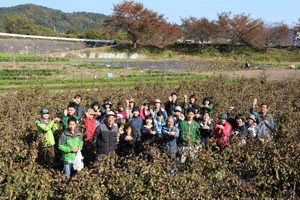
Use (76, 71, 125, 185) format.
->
(0, 38, 86, 54)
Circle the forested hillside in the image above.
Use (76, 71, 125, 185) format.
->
(0, 4, 109, 33)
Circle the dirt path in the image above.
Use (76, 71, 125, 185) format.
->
(193, 68, 300, 80)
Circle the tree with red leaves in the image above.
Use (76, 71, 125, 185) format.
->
(217, 12, 263, 53)
(181, 17, 217, 54)
(106, 0, 166, 48)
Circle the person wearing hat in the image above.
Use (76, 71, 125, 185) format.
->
(165, 92, 179, 117)
(116, 114, 125, 142)
(60, 103, 81, 131)
(36, 108, 60, 168)
(82, 109, 97, 142)
(214, 113, 232, 149)
(245, 114, 257, 137)
(126, 98, 136, 119)
(100, 98, 114, 122)
(70, 94, 85, 119)
(127, 106, 143, 142)
(182, 94, 197, 118)
(94, 111, 118, 164)
(116, 102, 127, 120)
(178, 108, 201, 164)
(173, 106, 185, 128)
(151, 99, 168, 122)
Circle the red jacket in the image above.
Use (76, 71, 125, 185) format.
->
(82, 116, 96, 142)
(214, 121, 232, 148)
(139, 108, 151, 120)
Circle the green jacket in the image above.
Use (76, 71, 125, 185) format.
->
(36, 118, 59, 147)
(201, 104, 214, 116)
(58, 128, 83, 162)
(179, 120, 201, 146)
(60, 115, 81, 130)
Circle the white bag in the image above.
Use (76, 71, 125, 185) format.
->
(72, 150, 84, 171)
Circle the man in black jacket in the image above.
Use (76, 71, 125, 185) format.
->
(165, 92, 179, 117)
(94, 111, 118, 164)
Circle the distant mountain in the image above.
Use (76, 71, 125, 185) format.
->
(0, 4, 109, 33)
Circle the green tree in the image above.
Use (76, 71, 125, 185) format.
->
(66, 26, 78, 36)
(3, 14, 34, 34)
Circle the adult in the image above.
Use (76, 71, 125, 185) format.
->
(173, 106, 185, 128)
(71, 94, 85, 119)
(165, 92, 179, 117)
(94, 111, 118, 163)
(127, 106, 144, 142)
(126, 98, 136, 119)
(178, 108, 201, 163)
(100, 99, 113, 122)
(214, 113, 232, 149)
(199, 112, 213, 147)
(250, 98, 274, 131)
(152, 99, 168, 121)
(182, 94, 197, 118)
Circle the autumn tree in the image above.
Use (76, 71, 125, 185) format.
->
(263, 22, 289, 52)
(217, 12, 263, 53)
(159, 23, 182, 46)
(181, 17, 217, 53)
(106, 0, 166, 48)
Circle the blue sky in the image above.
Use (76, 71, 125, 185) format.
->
(1, 0, 299, 26)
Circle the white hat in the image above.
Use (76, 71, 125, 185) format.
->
(117, 114, 123, 119)
(174, 106, 182, 112)
(106, 111, 116, 117)
(154, 99, 161, 104)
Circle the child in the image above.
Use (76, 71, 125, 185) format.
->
(200, 97, 213, 117)
(60, 103, 81, 131)
(173, 106, 185, 128)
(140, 103, 151, 120)
(214, 113, 232, 148)
(58, 117, 83, 178)
(82, 109, 97, 142)
(72, 94, 85, 119)
(117, 123, 137, 160)
(116, 102, 127, 120)
(199, 112, 213, 147)
(127, 106, 143, 142)
(153, 111, 166, 135)
(36, 108, 60, 168)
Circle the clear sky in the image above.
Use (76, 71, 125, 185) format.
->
(1, 0, 299, 26)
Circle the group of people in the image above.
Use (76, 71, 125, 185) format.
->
(36, 93, 274, 178)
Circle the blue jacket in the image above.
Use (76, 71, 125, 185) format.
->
(154, 118, 166, 135)
(162, 125, 179, 154)
(153, 107, 168, 122)
(127, 116, 143, 141)
(250, 107, 274, 130)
